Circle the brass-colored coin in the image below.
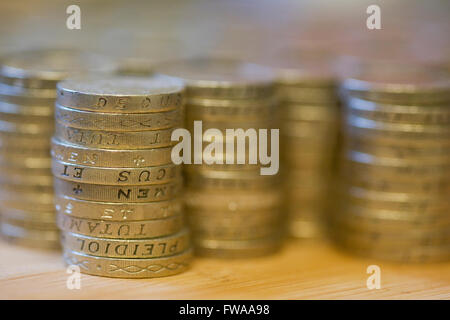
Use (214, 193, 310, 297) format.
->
(0, 82, 56, 99)
(345, 96, 450, 124)
(343, 137, 450, 159)
(53, 178, 181, 202)
(189, 222, 281, 241)
(61, 228, 190, 258)
(340, 64, 450, 105)
(0, 154, 51, 169)
(185, 169, 278, 190)
(193, 236, 282, 258)
(52, 159, 181, 185)
(55, 103, 182, 131)
(279, 85, 338, 105)
(0, 168, 53, 187)
(342, 173, 449, 194)
(0, 132, 50, 150)
(280, 103, 339, 122)
(0, 182, 53, 195)
(288, 217, 324, 239)
(2, 216, 58, 231)
(0, 206, 55, 222)
(156, 57, 275, 99)
(344, 151, 450, 176)
(56, 213, 184, 239)
(1, 223, 60, 250)
(282, 120, 339, 138)
(55, 123, 176, 149)
(184, 189, 281, 211)
(54, 195, 182, 221)
(346, 115, 450, 139)
(186, 97, 277, 121)
(343, 186, 449, 213)
(56, 75, 184, 113)
(0, 101, 53, 117)
(0, 119, 53, 135)
(51, 137, 173, 168)
(0, 198, 55, 212)
(0, 48, 117, 89)
(63, 248, 192, 278)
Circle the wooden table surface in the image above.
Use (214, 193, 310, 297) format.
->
(1, 239, 449, 299)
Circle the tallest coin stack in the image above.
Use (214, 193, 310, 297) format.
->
(157, 58, 284, 258)
(336, 63, 450, 262)
(51, 75, 192, 278)
(0, 49, 116, 249)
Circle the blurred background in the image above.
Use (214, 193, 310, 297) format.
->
(0, 0, 449, 65)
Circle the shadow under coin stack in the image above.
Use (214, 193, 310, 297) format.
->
(157, 58, 283, 258)
(336, 63, 450, 262)
(52, 75, 192, 278)
(270, 51, 340, 239)
(0, 49, 116, 249)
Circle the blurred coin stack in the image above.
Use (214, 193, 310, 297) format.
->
(52, 75, 192, 278)
(0, 49, 116, 249)
(336, 63, 450, 262)
(157, 58, 284, 258)
(267, 50, 340, 239)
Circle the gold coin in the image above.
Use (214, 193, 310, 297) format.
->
(0, 153, 51, 169)
(0, 48, 117, 89)
(279, 85, 338, 105)
(63, 248, 192, 278)
(0, 169, 53, 187)
(54, 195, 182, 221)
(0, 206, 55, 222)
(51, 137, 173, 168)
(185, 169, 279, 190)
(61, 228, 190, 258)
(343, 186, 449, 213)
(55, 103, 182, 131)
(56, 75, 184, 113)
(193, 236, 282, 258)
(280, 103, 339, 122)
(288, 217, 324, 239)
(184, 189, 281, 211)
(340, 63, 450, 105)
(53, 178, 181, 203)
(56, 213, 184, 239)
(346, 96, 450, 124)
(155, 57, 275, 99)
(346, 115, 450, 139)
(189, 222, 281, 241)
(1, 224, 60, 250)
(186, 96, 277, 121)
(2, 216, 57, 231)
(55, 123, 176, 149)
(52, 159, 181, 185)
(343, 137, 450, 159)
(0, 101, 53, 117)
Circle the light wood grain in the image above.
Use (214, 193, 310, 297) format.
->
(0, 239, 449, 299)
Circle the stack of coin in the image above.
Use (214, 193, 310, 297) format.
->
(0, 49, 116, 249)
(52, 75, 192, 278)
(265, 49, 340, 239)
(336, 62, 450, 262)
(157, 58, 284, 258)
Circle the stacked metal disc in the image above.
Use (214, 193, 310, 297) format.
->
(52, 75, 192, 278)
(0, 49, 116, 249)
(157, 58, 284, 258)
(335, 62, 450, 262)
(267, 50, 340, 239)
